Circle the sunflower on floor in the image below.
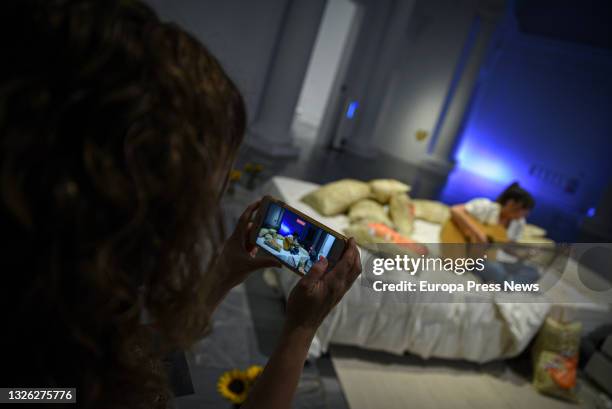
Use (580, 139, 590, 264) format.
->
(217, 365, 264, 407)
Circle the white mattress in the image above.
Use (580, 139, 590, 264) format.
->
(260, 176, 612, 362)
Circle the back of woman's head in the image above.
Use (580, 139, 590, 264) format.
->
(497, 182, 535, 210)
(0, 1, 245, 407)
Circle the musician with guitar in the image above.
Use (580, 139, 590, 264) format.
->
(449, 182, 535, 244)
(445, 182, 539, 285)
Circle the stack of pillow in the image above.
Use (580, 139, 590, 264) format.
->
(300, 178, 551, 252)
(259, 227, 282, 251)
(301, 178, 429, 252)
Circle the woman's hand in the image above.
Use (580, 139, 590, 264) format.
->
(213, 200, 281, 292)
(242, 238, 361, 409)
(284, 238, 362, 335)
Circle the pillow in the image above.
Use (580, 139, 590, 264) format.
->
(265, 237, 281, 251)
(389, 193, 414, 235)
(348, 199, 393, 227)
(517, 236, 554, 246)
(301, 179, 370, 216)
(344, 222, 427, 256)
(344, 223, 380, 246)
(369, 179, 411, 204)
(412, 199, 450, 224)
(522, 223, 547, 238)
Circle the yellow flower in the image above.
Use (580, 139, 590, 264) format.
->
(229, 169, 242, 181)
(217, 369, 249, 404)
(245, 365, 263, 382)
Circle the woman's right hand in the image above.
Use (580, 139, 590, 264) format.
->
(242, 239, 361, 409)
(284, 238, 362, 334)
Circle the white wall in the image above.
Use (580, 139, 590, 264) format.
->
(145, 0, 289, 122)
(374, 0, 477, 164)
(295, 0, 358, 129)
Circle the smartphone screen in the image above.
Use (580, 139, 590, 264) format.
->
(255, 201, 339, 274)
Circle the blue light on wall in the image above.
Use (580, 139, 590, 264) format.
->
(279, 222, 291, 235)
(454, 138, 514, 184)
(279, 211, 306, 237)
(346, 101, 358, 119)
(587, 207, 596, 218)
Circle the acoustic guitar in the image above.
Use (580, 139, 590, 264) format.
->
(439, 215, 507, 259)
(440, 216, 507, 243)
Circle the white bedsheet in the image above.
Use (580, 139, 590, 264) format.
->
(259, 176, 611, 363)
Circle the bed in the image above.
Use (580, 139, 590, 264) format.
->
(258, 176, 612, 363)
(256, 235, 310, 270)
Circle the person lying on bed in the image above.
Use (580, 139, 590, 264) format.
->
(1, 2, 362, 408)
(450, 182, 535, 243)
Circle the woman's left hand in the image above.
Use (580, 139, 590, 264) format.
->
(213, 200, 282, 292)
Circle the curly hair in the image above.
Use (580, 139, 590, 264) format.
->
(0, 1, 245, 407)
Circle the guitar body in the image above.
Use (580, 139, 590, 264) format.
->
(440, 217, 507, 244)
(440, 216, 507, 259)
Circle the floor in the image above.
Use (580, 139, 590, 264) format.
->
(329, 345, 595, 409)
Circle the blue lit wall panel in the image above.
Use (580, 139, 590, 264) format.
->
(448, 31, 612, 217)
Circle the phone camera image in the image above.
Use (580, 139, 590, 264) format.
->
(255, 203, 336, 274)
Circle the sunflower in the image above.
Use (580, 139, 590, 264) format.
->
(245, 365, 263, 382)
(217, 369, 250, 404)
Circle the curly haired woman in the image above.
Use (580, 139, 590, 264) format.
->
(0, 1, 362, 408)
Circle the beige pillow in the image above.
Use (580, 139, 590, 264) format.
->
(301, 179, 370, 216)
(523, 223, 547, 238)
(369, 179, 411, 204)
(348, 199, 393, 227)
(344, 222, 427, 258)
(412, 199, 450, 224)
(517, 236, 554, 246)
(389, 193, 414, 235)
(344, 223, 379, 246)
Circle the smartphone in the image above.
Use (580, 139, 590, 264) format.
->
(250, 196, 347, 276)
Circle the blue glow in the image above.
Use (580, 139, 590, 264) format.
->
(586, 207, 596, 218)
(454, 138, 513, 184)
(346, 101, 358, 119)
(279, 223, 291, 234)
(439, 167, 507, 205)
(279, 212, 306, 237)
